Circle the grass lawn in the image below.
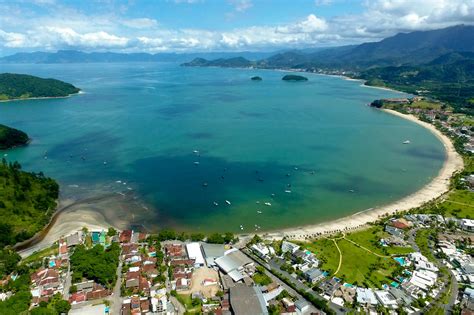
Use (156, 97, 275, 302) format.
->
(335, 239, 398, 287)
(441, 190, 474, 218)
(303, 238, 339, 274)
(345, 226, 413, 256)
(177, 294, 201, 314)
(303, 234, 401, 287)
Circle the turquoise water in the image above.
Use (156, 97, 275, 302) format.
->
(0, 63, 445, 233)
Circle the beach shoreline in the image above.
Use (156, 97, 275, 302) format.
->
(0, 91, 82, 103)
(262, 108, 464, 240)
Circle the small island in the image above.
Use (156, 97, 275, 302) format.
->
(251, 76, 262, 81)
(0, 124, 29, 150)
(0, 73, 80, 101)
(282, 74, 308, 81)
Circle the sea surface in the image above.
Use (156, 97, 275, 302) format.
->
(0, 63, 445, 233)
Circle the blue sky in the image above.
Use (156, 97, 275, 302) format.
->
(0, 0, 473, 56)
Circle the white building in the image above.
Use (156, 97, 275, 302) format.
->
(186, 242, 205, 267)
(375, 290, 398, 309)
(460, 219, 474, 232)
(356, 288, 378, 305)
(281, 241, 300, 254)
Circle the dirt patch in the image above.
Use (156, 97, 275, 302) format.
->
(180, 267, 220, 298)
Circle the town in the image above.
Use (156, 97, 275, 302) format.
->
(0, 207, 472, 315)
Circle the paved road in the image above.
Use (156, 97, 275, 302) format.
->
(109, 260, 123, 315)
(63, 263, 72, 300)
(170, 295, 186, 315)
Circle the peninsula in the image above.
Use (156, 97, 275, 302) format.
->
(0, 73, 80, 101)
(0, 124, 29, 150)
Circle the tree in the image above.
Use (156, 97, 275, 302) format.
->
(107, 227, 117, 237)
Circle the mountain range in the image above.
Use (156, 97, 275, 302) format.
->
(0, 50, 275, 64)
(183, 24, 474, 69)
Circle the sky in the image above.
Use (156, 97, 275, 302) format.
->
(0, 0, 473, 56)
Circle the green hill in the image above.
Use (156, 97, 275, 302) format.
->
(0, 73, 80, 101)
(0, 124, 29, 150)
(0, 160, 59, 247)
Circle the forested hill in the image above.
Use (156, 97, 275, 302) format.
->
(0, 73, 80, 101)
(0, 160, 59, 247)
(0, 124, 29, 150)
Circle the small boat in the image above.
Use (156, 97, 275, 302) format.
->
(271, 193, 275, 197)
(194, 161, 200, 165)
(202, 182, 208, 187)
(257, 210, 262, 214)
(294, 167, 298, 171)
(193, 150, 199, 154)
(225, 200, 231, 205)
(286, 173, 291, 177)
(403, 140, 411, 144)
(123, 182, 127, 185)
(264, 202, 272, 206)
(310, 171, 315, 175)
(103, 161, 107, 165)
(127, 187, 133, 190)
(349, 189, 355, 193)
(256, 201, 260, 204)
(221, 175, 225, 179)
(240, 225, 244, 230)
(116, 180, 122, 183)
(213, 201, 219, 206)
(285, 190, 292, 193)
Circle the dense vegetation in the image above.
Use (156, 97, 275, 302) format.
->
(359, 53, 474, 115)
(0, 124, 29, 150)
(0, 73, 80, 101)
(0, 159, 59, 246)
(70, 242, 120, 288)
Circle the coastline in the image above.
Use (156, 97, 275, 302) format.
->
(0, 91, 82, 103)
(262, 108, 464, 240)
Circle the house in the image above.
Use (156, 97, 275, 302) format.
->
(320, 277, 341, 298)
(229, 284, 268, 315)
(304, 268, 324, 284)
(58, 240, 68, 256)
(356, 288, 378, 306)
(66, 232, 83, 247)
(175, 277, 191, 291)
(69, 292, 87, 304)
(375, 290, 398, 309)
(120, 230, 133, 243)
(165, 243, 187, 260)
(281, 241, 300, 254)
(389, 287, 413, 306)
(461, 219, 474, 232)
(385, 225, 404, 238)
(251, 243, 275, 260)
(333, 285, 356, 305)
(295, 299, 310, 314)
(126, 269, 140, 288)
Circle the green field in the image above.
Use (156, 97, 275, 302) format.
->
(345, 226, 413, 256)
(302, 227, 413, 287)
(441, 190, 474, 218)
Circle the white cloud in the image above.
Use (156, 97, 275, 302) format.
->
(0, 0, 473, 53)
(276, 14, 328, 34)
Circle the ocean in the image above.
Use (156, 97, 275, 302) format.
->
(0, 63, 445, 233)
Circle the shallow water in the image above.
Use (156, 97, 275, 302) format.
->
(0, 63, 445, 233)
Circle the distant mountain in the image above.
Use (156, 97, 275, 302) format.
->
(183, 25, 474, 70)
(182, 57, 254, 67)
(0, 73, 80, 100)
(0, 50, 275, 64)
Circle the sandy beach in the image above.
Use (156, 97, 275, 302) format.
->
(263, 109, 464, 240)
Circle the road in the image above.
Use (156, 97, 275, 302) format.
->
(243, 248, 346, 315)
(109, 260, 123, 315)
(63, 263, 72, 300)
(170, 295, 186, 315)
